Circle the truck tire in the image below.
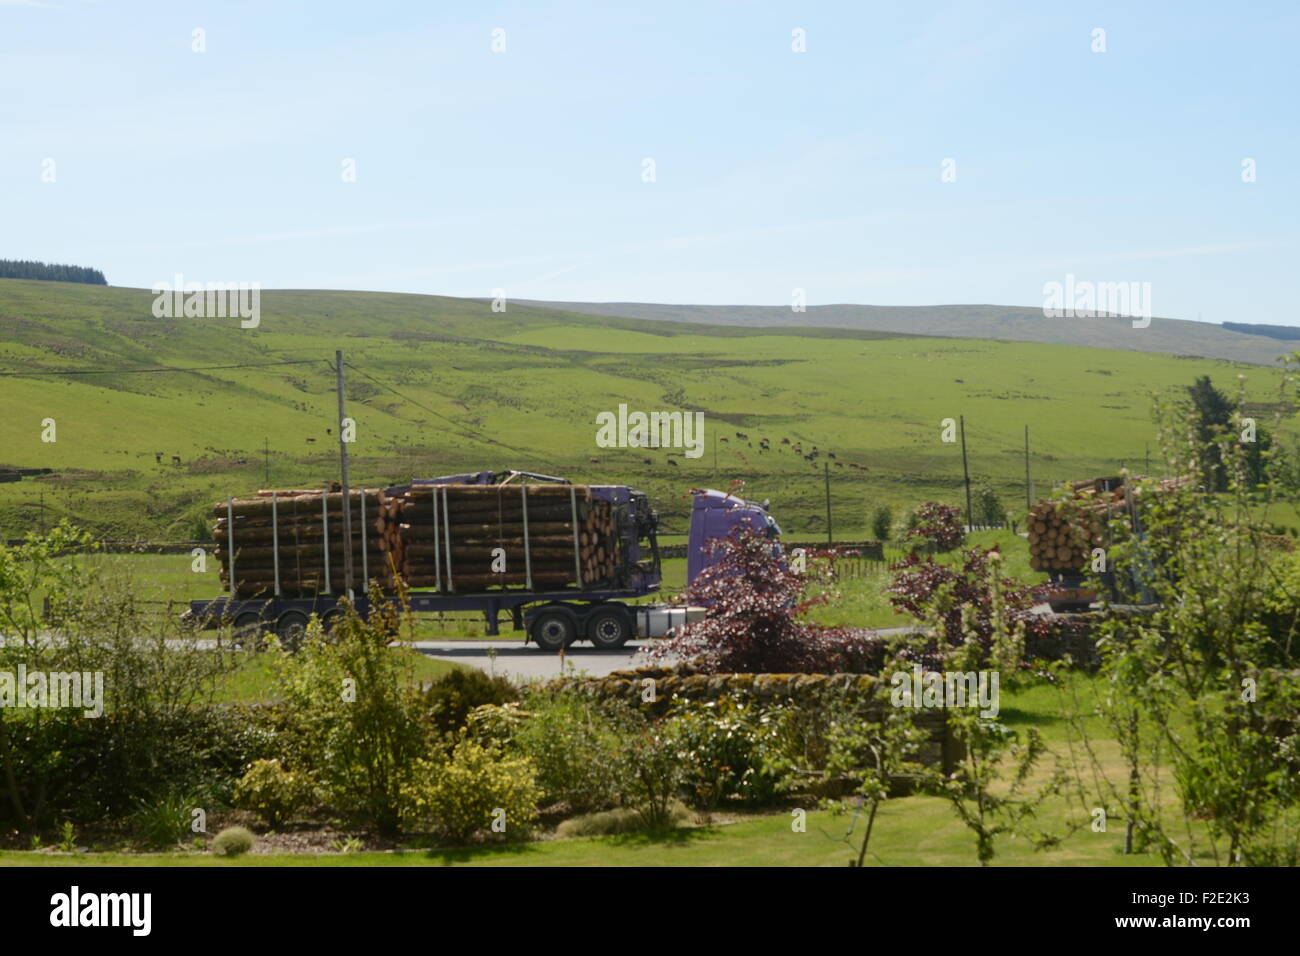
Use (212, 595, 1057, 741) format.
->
(232, 611, 264, 649)
(321, 608, 344, 636)
(276, 610, 310, 652)
(586, 606, 632, 649)
(531, 609, 577, 651)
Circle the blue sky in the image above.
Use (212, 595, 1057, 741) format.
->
(3, 0, 1296, 323)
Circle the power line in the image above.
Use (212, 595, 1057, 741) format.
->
(0, 358, 326, 377)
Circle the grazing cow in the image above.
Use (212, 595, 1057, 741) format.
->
(326, 427, 332, 435)
(171, 455, 182, 464)
(667, 459, 678, 467)
(781, 438, 790, 445)
(306, 438, 317, 443)
(719, 436, 729, 443)
(236, 458, 247, 465)
(827, 452, 836, 459)
(834, 461, 844, 468)
(642, 458, 652, 465)
(736, 432, 748, 440)
(154, 453, 162, 464)
(589, 457, 601, 463)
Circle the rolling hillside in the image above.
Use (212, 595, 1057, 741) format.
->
(0, 278, 1294, 542)
(517, 300, 1295, 367)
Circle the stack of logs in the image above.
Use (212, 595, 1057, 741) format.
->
(214, 489, 389, 598)
(213, 483, 624, 597)
(1028, 477, 1130, 573)
(1028, 474, 1195, 573)
(372, 484, 620, 592)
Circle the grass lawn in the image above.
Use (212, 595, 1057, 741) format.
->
(0, 802, 1163, 866)
(213, 645, 462, 702)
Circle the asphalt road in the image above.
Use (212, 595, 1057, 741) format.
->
(412, 639, 653, 680)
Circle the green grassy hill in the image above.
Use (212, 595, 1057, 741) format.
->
(519, 299, 1295, 366)
(1, 278, 1294, 543)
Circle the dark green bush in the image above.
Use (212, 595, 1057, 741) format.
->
(870, 504, 893, 542)
(0, 704, 279, 830)
(422, 668, 519, 737)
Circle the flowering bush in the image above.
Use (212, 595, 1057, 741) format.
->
(907, 502, 966, 551)
(886, 546, 1046, 666)
(648, 528, 881, 673)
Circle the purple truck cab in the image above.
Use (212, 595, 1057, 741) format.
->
(686, 489, 783, 585)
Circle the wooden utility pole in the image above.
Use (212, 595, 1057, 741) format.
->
(824, 461, 833, 545)
(335, 350, 354, 600)
(959, 415, 973, 528)
(264, 436, 270, 487)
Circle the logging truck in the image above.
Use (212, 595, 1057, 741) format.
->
(187, 471, 782, 651)
(1028, 475, 1174, 612)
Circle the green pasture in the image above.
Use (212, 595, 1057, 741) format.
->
(3, 279, 1297, 545)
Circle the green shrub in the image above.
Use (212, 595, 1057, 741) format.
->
(0, 703, 279, 833)
(272, 596, 433, 836)
(131, 791, 199, 848)
(401, 741, 541, 844)
(233, 759, 316, 828)
(463, 701, 528, 747)
(0, 527, 250, 833)
(870, 505, 893, 542)
(211, 826, 255, 857)
(618, 717, 687, 829)
(1254, 550, 1300, 666)
(972, 483, 1008, 528)
(665, 697, 783, 809)
(512, 691, 629, 813)
(422, 668, 519, 737)
(556, 801, 693, 838)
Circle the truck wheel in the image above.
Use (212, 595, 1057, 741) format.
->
(232, 611, 264, 649)
(586, 607, 632, 649)
(276, 610, 310, 652)
(321, 608, 344, 637)
(531, 610, 576, 651)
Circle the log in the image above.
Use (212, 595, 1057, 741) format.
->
(406, 484, 583, 499)
(214, 491, 381, 518)
(214, 544, 385, 561)
(399, 521, 577, 538)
